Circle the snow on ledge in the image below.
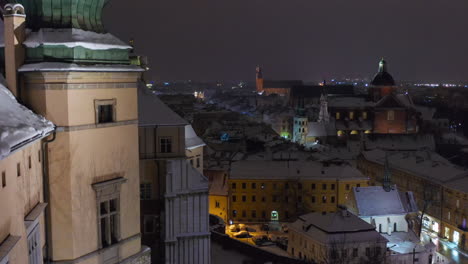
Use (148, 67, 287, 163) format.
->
(0, 84, 54, 160)
(23, 28, 132, 50)
(19, 62, 145, 72)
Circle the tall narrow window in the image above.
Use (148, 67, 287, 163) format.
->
(387, 110, 395, 121)
(28, 156, 31, 169)
(17, 163, 20, 177)
(140, 183, 152, 200)
(92, 178, 125, 249)
(144, 215, 156, 234)
(38, 150, 41, 162)
(160, 137, 172, 153)
(1, 171, 5, 188)
(196, 158, 200, 168)
(95, 99, 116, 124)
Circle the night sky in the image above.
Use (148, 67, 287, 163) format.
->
(104, 0, 468, 83)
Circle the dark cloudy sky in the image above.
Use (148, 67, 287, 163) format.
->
(104, 0, 468, 83)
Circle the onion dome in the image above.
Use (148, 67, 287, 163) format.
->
(371, 58, 395, 86)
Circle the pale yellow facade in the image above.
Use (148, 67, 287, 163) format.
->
(18, 71, 147, 263)
(0, 141, 46, 264)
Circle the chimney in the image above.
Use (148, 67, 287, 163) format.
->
(3, 3, 26, 98)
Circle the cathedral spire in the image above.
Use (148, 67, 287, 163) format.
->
(383, 152, 392, 192)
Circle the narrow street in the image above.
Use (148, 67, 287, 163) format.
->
(422, 230, 468, 263)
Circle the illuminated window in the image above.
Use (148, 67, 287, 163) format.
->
(349, 111, 354, 120)
(337, 130, 345, 137)
(336, 112, 341, 120)
(362, 111, 368, 119)
(387, 110, 395, 121)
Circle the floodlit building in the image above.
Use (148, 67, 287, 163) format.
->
(0, 1, 151, 263)
(0, 81, 54, 263)
(288, 210, 388, 264)
(228, 160, 369, 223)
(138, 90, 210, 264)
(358, 148, 468, 251)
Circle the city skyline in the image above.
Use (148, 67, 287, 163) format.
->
(105, 0, 468, 82)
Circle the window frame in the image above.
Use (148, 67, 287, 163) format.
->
(94, 99, 117, 124)
(159, 136, 173, 153)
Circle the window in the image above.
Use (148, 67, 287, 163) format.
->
(242, 183, 246, 189)
(232, 183, 236, 189)
(252, 195, 256, 202)
(365, 247, 370, 257)
(261, 196, 266, 202)
(448, 211, 451, 220)
(331, 196, 335, 203)
(215, 201, 220, 208)
(331, 184, 335, 190)
(298, 183, 302, 190)
(38, 150, 41, 162)
(252, 210, 256, 218)
(349, 111, 354, 120)
(346, 184, 350, 191)
(311, 183, 316, 190)
(362, 111, 368, 120)
(342, 249, 348, 258)
(387, 110, 395, 121)
(336, 112, 341, 120)
(232, 210, 237, 217)
(262, 211, 266, 218)
(95, 99, 116, 124)
(322, 184, 326, 190)
(353, 248, 358, 258)
(322, 196, 327, 203)
(252, 183, 256, 189)
(99, 198, 120, 247)
(28, 156, 31, 169)
(357, 184, 361, 187)
(1, 171, 5, 188)
(143, 215, 156, 233)
(376, 247, 381, 256)
(242, 195, 246, 202)
(457, 200, 460, 208)
(232, 195, 237, 202)
(196, 158, 200, 168)
(242, 210, 246, 217)
(140, 183, 152, 200)
(17, 163, 20, 177)
(160, 137, 172, 153)
(311, 196, 316, 203)
(190, 159, 194, 166)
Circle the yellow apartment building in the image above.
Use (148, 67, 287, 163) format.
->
(228, 160, 369, 222)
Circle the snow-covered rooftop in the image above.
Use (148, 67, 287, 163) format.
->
(230, 160, 367, 180)
(138, 88, 188, 126)
(363, 134, 435, 151)
(289, 211, 387, 245)
(18, 62, 144, 72)
(23, 28, 132, 50)
(185, 124, 205, 150)
(351, 186, 417, 217)
(0, 84, 54, 160)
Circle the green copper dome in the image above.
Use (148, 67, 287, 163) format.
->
(16, 0, 109, 33)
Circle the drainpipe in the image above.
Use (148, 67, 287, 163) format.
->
(41, 131, 56, 264)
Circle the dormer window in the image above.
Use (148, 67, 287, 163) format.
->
(95, 99, 116, 124)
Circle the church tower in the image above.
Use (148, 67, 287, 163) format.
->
(318, 93, 330, 123)
(256, 65, 264, 94)
(369, 58, 396, 102)
(5, 1, 149, 263)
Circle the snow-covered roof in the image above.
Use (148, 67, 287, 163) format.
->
(230, 160, 367, 181)
(138, 88, 188, 126)
(307, 122, 328, 137)
(363, 134, 435, 151)
(18, 62, 144, 72)
(0, 84, 54, 160)
(185, 125, 205, 150)
(361, 149, 467, 186)
(23, 28, 132, 50)
(351, 186, 416, 217)
(289, 211, 387, 245)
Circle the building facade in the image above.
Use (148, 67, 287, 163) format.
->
(138, 92, 210, 264)
(228, 160, 369, 223)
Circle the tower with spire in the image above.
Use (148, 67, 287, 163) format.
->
(370, 58, 396, 101)
(293, 97, 308, 145)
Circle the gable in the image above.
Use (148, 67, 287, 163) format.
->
(375, 95, 405, 109)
